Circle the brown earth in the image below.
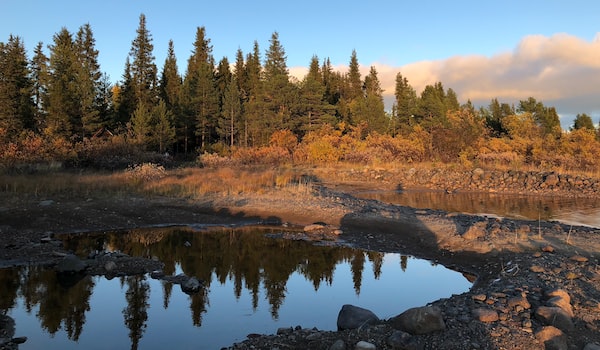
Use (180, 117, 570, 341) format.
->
(1, 174, 600, 349)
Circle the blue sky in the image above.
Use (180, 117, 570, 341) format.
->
(2, 0, 600, 127)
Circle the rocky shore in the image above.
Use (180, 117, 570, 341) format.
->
(1, 167, 600, 349)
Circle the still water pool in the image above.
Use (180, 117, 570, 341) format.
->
(1, 226, 472, 349)
(353, 189, 600, 228)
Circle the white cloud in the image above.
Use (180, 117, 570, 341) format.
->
(290, 32, 600, 126)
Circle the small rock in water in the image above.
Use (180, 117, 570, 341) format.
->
(181, 277, 202, 294)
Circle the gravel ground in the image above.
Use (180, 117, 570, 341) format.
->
(1, 182, 600, 349)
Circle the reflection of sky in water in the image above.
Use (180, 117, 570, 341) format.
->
(8, 254, 470, 350)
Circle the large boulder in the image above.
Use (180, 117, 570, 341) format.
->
(389, 306, 445, 335)
(535, 306, 574, 333)
(337, 304, 379, 330)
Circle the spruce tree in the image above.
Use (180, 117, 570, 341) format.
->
(297, 55, 335, 135)
(242, 41, 263, 146)
(182, 26, 218, 151)
(46, 27, 81, 138)
(261, 32, 295, 142)
(361, 66, 387, 134)
(129, 14, 158, 110)
(152, 99, 175, 153)
(393, 72, 417, 135)
(217, 77, 241, 147)
(158, 40, 183, 151)
(75, 23, 104, 136)
(31, 41, 49, 131)
(114, 58, 136, 128)
(0, 35, 34, 135)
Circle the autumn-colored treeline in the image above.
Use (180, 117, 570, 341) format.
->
(1, 14, 599, 172)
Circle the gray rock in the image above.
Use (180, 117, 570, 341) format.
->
(535, 306, 574, 333)
(583, 344, 600, 350)
(104, 261, 117, 272)
(337, 304, 379, 330)
(181, 276, 202, 294)
(535, 326, 567, 350)
(56, 254, 87, 273)
(329, 339, 346, 350)
(389, 306, 445, 335)
(39, 200, 54, 206)
(354, 341, 376, 350)
(387, 330, 421, 350)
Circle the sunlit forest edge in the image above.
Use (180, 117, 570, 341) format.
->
(2, 14, 600, 180)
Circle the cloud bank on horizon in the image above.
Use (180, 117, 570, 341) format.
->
(292, 32, 600, 127)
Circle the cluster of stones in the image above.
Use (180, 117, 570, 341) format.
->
(349, 167, 600, 197)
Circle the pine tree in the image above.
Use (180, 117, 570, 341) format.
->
(30, 41, 48, 132)
(297, 55, 335, 135)
(393, 72, 417, 135)
(129, 102, 152, 146)
(0, 35, 34, 136)
(242, 41, 263, 146)
(361, 66, 387, 134)
(261, 32, 295, 142)
(114, 58, 136, 128)
(158, 40, 183, 151)
(129, 14, 158, 110)
(46, 27, 81, 138)
(75, 23, 104, 136)
(417, 82, 447, 127)
(217, 77, 241, 147)
(152, 99, 176, 153)
(182, 27, 219, 151)
(339, 50, 363, 125)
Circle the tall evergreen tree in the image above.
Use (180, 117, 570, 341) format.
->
(242, 41, 263, 146)
(129, 14, 158, 110)
(417, 82, 447, 127)
(361, 66, 387, 134)
(392, 72, 417, 135)
(217, 77, 242, 147)
(158, 39, 183, 151)
(261, 31, 295, 140)
(182, 26, 218, 151)
(346, 50, 362, 100)
(152, 99, 176, 153)
(215, 56, 232, 110)
(297, 55, 335, 135)
(339, 50, 363, 125)
(46, 27, 81, 138)
(114, 58, 136, 128)
(31, 41, 49, 131)
(158, 40, 181, 111)
(0, 35, 34, 135)
(75, 23, 104, 135)
(321, 57, 341, 108)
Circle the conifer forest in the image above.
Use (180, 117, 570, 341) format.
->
(1, 14, 599, 172)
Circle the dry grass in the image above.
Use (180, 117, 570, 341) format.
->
(0, 165, 317, 203)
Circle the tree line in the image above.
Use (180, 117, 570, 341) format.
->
(1, 14, 599, 170)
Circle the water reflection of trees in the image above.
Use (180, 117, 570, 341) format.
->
(1, 226, 410, 348)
